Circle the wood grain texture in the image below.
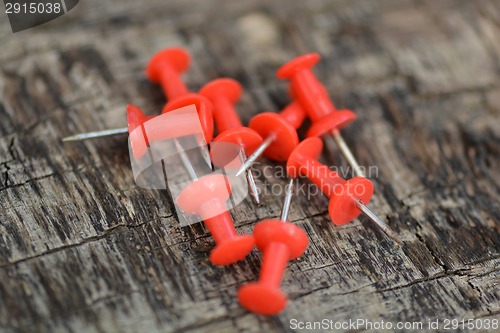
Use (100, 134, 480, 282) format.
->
(0, 0, 499, 332)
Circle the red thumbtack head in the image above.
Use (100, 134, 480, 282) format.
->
(200, 79, 263, 156)
(238, 219, 308, 315)
(162, 93, 215, 144)
(287, 138, 373, 225)
(146, 47, 191, 100)
(247, 101, 306, 162)
(127, 95, 214, 161)
(248, 110, 300, 162)
(176, 174, 255, 265)
(127, 104, 156, 160)
(277, 53, 356, 138)
(234, 102, 306, 178)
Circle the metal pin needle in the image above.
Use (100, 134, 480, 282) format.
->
(353, 199, 401, 243)
(241, 149, 261, 205)
(62, 127, 128, 142)
(64, 126, 213, 169)
(235, 134, 275, 177)
(331, 129, 365, 178)
(174, 139, 198, 181)
(280, 178, 294, 222)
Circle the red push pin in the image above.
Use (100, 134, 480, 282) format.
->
(148, 48, 216, 163)
(277, 53, 366, 177)
(63, 47, 192, 143)
(148, 47, 215, 146)
(160, 93, 215, 167)
(146, 47, 190, 100)
(162, 93, 215, 145)
(287, 137, 399, 241)
(80, 94, 214, 161)
(62, 106, 158, 144)
(62, 47, 214, 145)
(65, 53, 214, 170)
(175, 140, 255, 265)
(126, 104, 155, 160)
(234, 102, 306, 177)
(238, 179, 308, 315)
(199, 78, 263, 204)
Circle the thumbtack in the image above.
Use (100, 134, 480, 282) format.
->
(277, 53, 365, 177)
(286, 137, 400, 242)
(146, 47, 191, 100)
(63, 47, 215, 147)
(65, 95, 214, 165)
(235, 101, 306, 177)
(162, 93, 215, 145)
(148, 47, 215, 165)
(64, 48, 190, 143)
(200, 78, 263, 204)
(238, 178, 309, 315)
(175, 142, 255, 265)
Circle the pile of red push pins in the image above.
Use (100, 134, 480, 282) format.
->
(64, 47, 400, 315)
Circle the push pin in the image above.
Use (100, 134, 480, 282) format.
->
(238, 178, 308, 315)
(161, 93, 214, 144)
(148, 48, 214, 165)
(175, 139, 255, 265)
(127, 94, 215, 162)
(286, 137, 399, 242)
(63, 47, 191, 143)
(200, 78, 263, 204)
(146, 47, 190, 100)
(277, 53, 366, 177)
(64, 47, 214, 165)
(235, 101, 306, 177)
(64, 95, 214, 163)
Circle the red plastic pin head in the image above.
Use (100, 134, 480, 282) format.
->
(146, 47, 190, 83)
(127, 104, 155, 160)
(162, 93, 215, 144)
(146, 47, 190, 100)
(211, 127, 263, 169)
(200, 78, 245, 133)
(253, 219, 308, 260)
(238, 278, 287, 316)
(238, 219, 308, 315)
(249, 112, 299, 162)
(208, 223, 255, 265)
(199, 78, 242, 106)
(286, 137, 323, 179)
(213, 128, 263, 155)
(176, 174, 255, 265)
(306, 110, 357, 138)
(176, 174, 230, 215)
(276, 53, 321, 79)
(127, 104, 150, 133)
(328, 176, 373, 225)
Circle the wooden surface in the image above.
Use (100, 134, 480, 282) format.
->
(0, 0, 499, 332)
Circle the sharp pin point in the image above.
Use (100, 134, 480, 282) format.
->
(62, 127, 129, 142)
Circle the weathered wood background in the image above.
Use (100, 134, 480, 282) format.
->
(0, 0, 499, 332)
